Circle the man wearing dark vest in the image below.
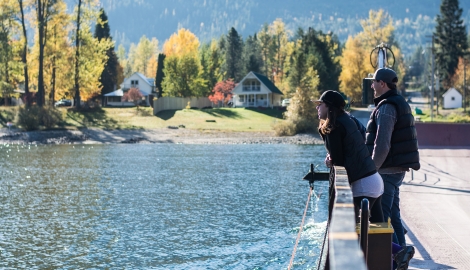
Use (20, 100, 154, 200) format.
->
(366, 68, 420, 270)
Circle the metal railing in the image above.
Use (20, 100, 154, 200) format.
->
(312, 166, 367, 270)
(242, 86, 261, 91)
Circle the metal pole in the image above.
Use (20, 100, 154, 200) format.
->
(360, 198, 369, 264)
(378, 47, 386, 69)
(464, 57, 467, 112)
(431, 36, 435, 122)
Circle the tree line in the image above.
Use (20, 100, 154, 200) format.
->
(0, 0, 468, 111)
(117, 18, 342, 101)
(0, 0, 114, 108)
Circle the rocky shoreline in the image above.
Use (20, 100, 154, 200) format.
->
(0, 127, 323, 145)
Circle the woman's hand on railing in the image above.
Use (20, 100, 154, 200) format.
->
(325, 154, 333, 168)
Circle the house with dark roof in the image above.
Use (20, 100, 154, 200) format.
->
(231, 72, 284, 108)
(104, 72, 155, 106)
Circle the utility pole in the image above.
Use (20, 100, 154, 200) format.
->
(426, 35, 435, 122)
(464, 56, 467, 112)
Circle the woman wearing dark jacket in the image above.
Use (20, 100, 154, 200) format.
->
(315, 90, 384, 223)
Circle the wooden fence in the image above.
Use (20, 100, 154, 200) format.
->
(153, 97, 212, 115)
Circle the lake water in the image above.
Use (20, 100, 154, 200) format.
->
(0, 144, 329, 269)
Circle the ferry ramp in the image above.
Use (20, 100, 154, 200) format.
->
(401, 147, 470, 269)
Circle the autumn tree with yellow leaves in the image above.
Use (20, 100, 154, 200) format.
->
(130, 35, 158, 77)
(268, 19, 294, 93)
(29, 0, 72, 105)
(27, 0, 112, 107)
(161, 28, 207, 97)
(0, 0, 23, 106)
(70, 0, 113, 105)
(339, 36, 369, 102)
(451, 57, 470, 109)
(257, 19, 293, 93)
(163, 28, 200, 58)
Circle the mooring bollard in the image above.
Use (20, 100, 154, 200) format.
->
(360, 198, 369, 263)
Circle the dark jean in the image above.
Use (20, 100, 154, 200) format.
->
(353, 196, 384, 224)
(380, 172, 406, 247)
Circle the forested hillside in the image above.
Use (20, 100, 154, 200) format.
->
(65, 0, 470, 56)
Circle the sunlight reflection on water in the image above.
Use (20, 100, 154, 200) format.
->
(0, 143, 328, 269)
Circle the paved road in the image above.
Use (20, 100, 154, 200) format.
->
(350, 90, 429, 124)
(350, 107, 372, 127)
(401, 148, 470, 269)
(407, 91, 431, 113)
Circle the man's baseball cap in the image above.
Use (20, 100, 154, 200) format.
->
(372, 68, 398, 83)
(312, 90, 345, 108)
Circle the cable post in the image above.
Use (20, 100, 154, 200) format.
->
(363, 42, 396, 105)
(302, 163, 316, 188)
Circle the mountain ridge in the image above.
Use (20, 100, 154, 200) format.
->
(66, 0, 470, 56)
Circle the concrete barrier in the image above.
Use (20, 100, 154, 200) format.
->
(416, 122, 470, 147)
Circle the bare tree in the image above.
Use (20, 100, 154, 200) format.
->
(73, 0, 82, 109)
(18, 0, 30, 106)
(35, 0, 58, 107)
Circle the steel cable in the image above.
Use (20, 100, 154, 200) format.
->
(288, 186, 313, 270)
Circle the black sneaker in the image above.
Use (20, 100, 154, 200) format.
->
(395, 246, 415, 270)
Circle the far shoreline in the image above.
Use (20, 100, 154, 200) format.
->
(0, 127, 324, 145)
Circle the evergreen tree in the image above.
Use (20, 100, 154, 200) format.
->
(288, 37, 322, 97)
(199, 44, 212, 95)
(302, 28, 341, 92)
(290, 27, 341, 94)
(288, 49, 307, 92)
(94, 8, 120, 104)
(217, 35, 227, 78)
(258, 23, 274, 78)
(404, 45, 429, 91)
(225, 27, 244, 81)
(408, 45, 426, 78)
(200, 40, 224, 93)
(435, 0, 468, 87)
(155, 53, 165, 97)
(244, 34, 263, 73)
(94, 8, 110, 39)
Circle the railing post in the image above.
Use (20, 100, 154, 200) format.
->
(360, 198, 369, 263)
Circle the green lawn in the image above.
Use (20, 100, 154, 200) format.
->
(413, 107, 470, 123)
(2, 106, 287, 132)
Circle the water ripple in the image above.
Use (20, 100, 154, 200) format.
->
(0, 144, 328, 269)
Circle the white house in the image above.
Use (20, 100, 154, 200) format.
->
(232, 72, 284, 107)
(104, 72, 155, 106)
(442, 87, 462, 109)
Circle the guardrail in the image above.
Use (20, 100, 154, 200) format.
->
(321, 166, 367, 270)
